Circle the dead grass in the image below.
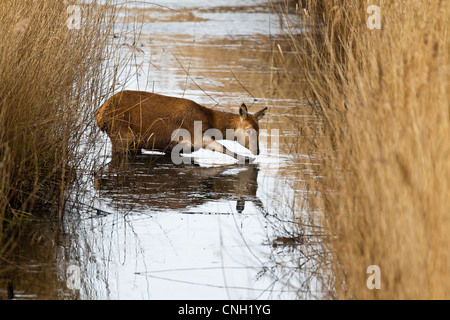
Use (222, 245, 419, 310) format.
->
(0, 0, 120, 258)
(276, 0, 449, 299)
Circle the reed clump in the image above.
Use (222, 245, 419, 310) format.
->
(279, 0, 449, 299)
(0, 0, 117, 258)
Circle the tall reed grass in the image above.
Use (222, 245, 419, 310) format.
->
(0, 0, 118, 259)
(277, 0, 449, 299)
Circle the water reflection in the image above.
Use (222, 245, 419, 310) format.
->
(0, 217, 78, 300)
(0, 0, 317, 299)
(94, 155, 265, 215)
(63, 154, 294, 300)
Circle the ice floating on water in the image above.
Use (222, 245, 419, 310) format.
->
(180, 140, 252, 166)
(142, 150, 166, 156)
(179, 140, 285, 167)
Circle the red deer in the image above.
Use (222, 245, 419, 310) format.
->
(95, 90, 267, 162)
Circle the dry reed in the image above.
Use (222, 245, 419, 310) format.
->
(0, 0, 119, 259)
(276, 0, 449, 299)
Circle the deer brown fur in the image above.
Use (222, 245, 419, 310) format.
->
(95, 90, 267, 161)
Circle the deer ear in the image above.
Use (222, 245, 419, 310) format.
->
(239, 103, 248, 120)
(254, 107, 268, 121)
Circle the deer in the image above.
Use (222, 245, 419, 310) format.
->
(95, 90, 267, 162)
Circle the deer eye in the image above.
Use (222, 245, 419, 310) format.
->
(246, 129, 253, 135)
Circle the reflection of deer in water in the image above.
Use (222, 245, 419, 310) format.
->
(94, 155, 266, 214)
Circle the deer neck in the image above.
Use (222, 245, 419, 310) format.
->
(211, 109, 240, 139)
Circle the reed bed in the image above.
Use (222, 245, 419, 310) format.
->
(0, 0, 119, 259)
(276, 0, 449, 299)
